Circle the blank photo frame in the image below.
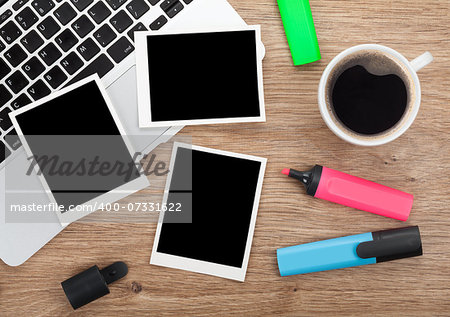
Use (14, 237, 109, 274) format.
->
(136, 25, 266, 128)
(151, 143, 267, 281)
(9, 75, 149, 224)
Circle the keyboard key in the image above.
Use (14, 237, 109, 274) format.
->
(149, 15, 166, 30)
(0, 84, 12, 106)
(93, 24, 116, 47)
(126, 0, 149, 19)
(107, 36, 133, 63)
(4, 43, 27, 67)
(0, 107, 12, 131)
(27, 79, 50, 100)
(0, 21, 22, 44)
(5, 129, 21, 150)
(88, 1, 111, 24)
(37, 16, 60, 39)
(77, 37, 99, 61)
(110, 10, 132, 33)
(44, 65, 67, 88)
(127, 22, 146, 41)
(53, 2, 76, 25)
(22, 56, 45, 79)
(5, 70, 29, 94)
(21, 29, 44, 52)
(106, 0, 126, 10)
(70, 0, 93, 12)
(148, 0, 161, 5)
(60, 51, 83, 75)
(0, 140, 11, 163)
(10, 93, 31, 109)
(31, 0, 55, 16)
(66, 53, 113, 86)
(55, 29, 78, 51)
(0, 57, 11, 79)
(182, 0, 192, 3)
(160, 0, 182, 13)
(13, 0, 30, 11)
(71, 14, 94, 38)
(0, 39, 4, 52)
(15, 7, 38, 30)
(0, 9, 12, 26)
(166, 1, 183, 18)
(160, 0, 176, 11)
(38, 42, 61, 65)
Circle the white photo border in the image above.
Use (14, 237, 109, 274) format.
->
(135, 25, 266, 128)
(9, 75, 150, 225)
(150, 142, 267, 282)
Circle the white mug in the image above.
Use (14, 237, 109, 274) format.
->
(318, 44, 433, 146)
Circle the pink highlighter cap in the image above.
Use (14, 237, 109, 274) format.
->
(315, 167, 413, 221)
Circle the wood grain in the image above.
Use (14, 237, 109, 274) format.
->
(1, 0, 449, 315)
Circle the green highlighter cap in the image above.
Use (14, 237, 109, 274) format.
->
(277, 0, 321, 65)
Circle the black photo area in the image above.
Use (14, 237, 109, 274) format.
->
(147, 30, 261, 122)
(14, 80, 141, 212)
(157, 147, 262, 268)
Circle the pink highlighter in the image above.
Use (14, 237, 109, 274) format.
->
(282, 165, 413, 221)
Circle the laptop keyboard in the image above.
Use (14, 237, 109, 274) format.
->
(0, 0, 193, 165)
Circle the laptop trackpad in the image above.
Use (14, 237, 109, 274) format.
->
(107, 66, 172, 154)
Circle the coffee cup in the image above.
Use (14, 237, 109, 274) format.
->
(318, 44, 433, 146)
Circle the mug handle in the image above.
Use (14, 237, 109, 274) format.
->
(410, 52, 433, 72)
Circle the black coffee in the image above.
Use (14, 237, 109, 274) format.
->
(332, 65, 407, 135)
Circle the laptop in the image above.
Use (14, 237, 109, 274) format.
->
(0, 0, 247, 266)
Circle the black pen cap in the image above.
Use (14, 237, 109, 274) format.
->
(61, 261, 128, 310)
(356, 226, 422, 263)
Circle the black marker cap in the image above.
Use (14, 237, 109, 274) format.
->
(356, 226, 422, 263)
(61, 261, 128, 310)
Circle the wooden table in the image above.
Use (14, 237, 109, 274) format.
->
(1, 1, 449, 315)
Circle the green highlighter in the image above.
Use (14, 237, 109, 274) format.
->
(277, 0, 321, 65)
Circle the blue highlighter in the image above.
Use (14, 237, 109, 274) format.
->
(277, 226, 422, 276)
